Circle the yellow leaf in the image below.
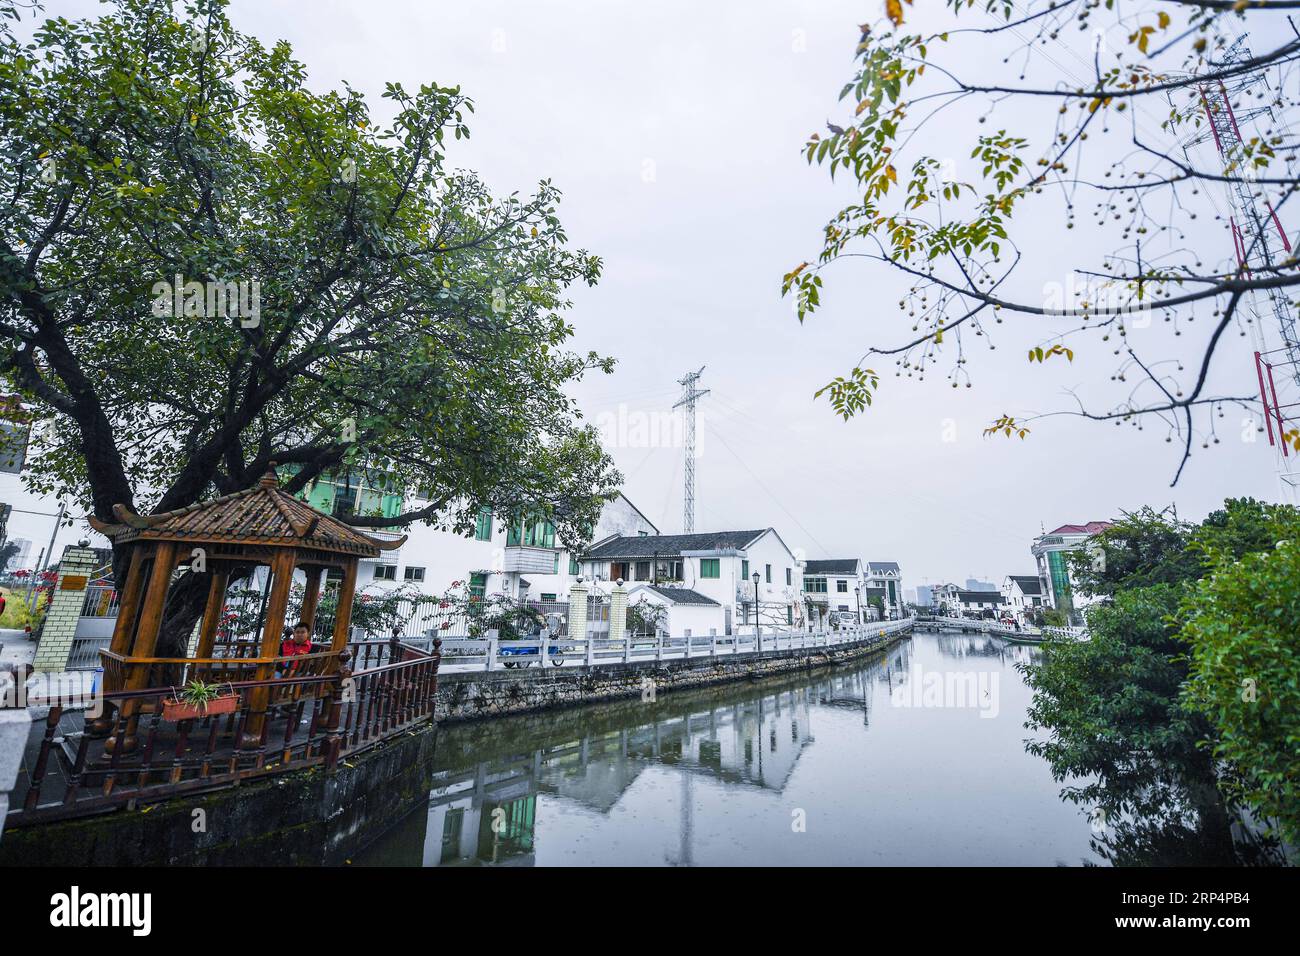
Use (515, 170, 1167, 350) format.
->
(886, 0, 905, 28)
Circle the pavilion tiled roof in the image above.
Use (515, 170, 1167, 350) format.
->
(88, 469, 400, 557)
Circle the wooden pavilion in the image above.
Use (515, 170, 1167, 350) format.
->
(86, 466, 404, 750)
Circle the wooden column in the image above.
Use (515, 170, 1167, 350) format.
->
(299, 566, 323, 634)
(125, 541, 178, 680)
(89, 545, 151, 737)
(107, 541, 177, 753)
(329, 559, 359, 657)
(107, 547, 150, 658)
(242, 549, 297, 750)
(194, 568, 231, 660)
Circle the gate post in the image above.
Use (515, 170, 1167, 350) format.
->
(31, 545, 97, 674)
(568, 579, 590, 666)
(608, 580, 629, 662)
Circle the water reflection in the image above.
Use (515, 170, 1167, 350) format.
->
(356, 632, 1210, 866)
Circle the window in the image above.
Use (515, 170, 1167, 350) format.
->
(765, 564, 772, 584)
(506, 513, 555, 548)
(635, 560, 651, 581)
(700, 558, 720, 579)
(373, 564, 396, 581)
(786, 606, 793, 625)
(837, 604, 849, 612)
(655, 558, 683, 580)
(786, 567, 792, 586)
(741, 559, 749, 580)
(805, 576, 827, 594)
(403, 566, 425, 582)
(569, 556, 580, 575)
(836, 580, 848, 593)
(553, 553, 561, 574)
(469, 572, 487, 600)
(474, 507, 493, 541)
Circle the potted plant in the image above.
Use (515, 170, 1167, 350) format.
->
(162, 680, 240, 721)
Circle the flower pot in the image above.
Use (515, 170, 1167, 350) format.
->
(162, 692, 239, 722)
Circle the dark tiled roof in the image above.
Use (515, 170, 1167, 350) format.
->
(1008, 575, 1042, 594)
(804, 559, 859, 575)
(867, 561, 900, 573)
(642, 585, 720, 606)
(585, 530, 766, 559)
(957, 590, 1005, 604)
(88, 470, 394, 557)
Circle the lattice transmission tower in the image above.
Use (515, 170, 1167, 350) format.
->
(673, 367, 709, 532)
(1183, 35, 1300, 500)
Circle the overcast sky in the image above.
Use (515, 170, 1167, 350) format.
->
(7, 0, 1287, 588)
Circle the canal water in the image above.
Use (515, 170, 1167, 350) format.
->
(357, 630, 1108, 866)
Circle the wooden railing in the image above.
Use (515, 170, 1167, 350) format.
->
(13, 638, 441, 824)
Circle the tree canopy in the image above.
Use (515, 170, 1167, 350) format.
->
(0, 0, 619, 553)
(787, 1, 1300, 483)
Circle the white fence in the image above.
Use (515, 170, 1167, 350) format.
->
(436, 617, 915, 671)
(917, 616, 1089, 641)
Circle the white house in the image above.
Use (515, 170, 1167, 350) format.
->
(801, 558, 865, 625)
(1030, 520, 1113, 625)
(954, 589, 1007, 618)
(1001, 575, 1045, 624)
(865, 562, 905, 619)
(930, 583, 962, 613)
(582, 528, 805, 635)
(625, 584, 725, 638)
(359, 491, 658, 604)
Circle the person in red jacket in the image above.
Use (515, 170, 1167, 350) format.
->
(278, 621, 313, 676)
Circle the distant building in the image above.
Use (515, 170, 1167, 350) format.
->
(965, 578, 998, 592)
(866, 562, 905, 619)
(1031, 521, 1114, 625)
(3, 536, 31, 571)
(1001, 575, 1044, 624)
(954, 589, 1006, 618)
(930, 583, 962, 613)
(914, 584, 933, 608)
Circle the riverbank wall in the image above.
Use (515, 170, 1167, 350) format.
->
(435, 627, 910, 722)
(0, 720, 439, 867)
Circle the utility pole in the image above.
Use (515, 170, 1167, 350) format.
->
(672, 367, 709, 532)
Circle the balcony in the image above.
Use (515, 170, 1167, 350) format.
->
(504, 546, 558, 574)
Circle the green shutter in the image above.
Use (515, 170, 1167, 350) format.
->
(700, 558, 720, 579)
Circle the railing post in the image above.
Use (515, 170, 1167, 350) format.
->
(323, 652, 350, 773)
(486, 629, 498, 672)
(539, 627, 549, 668)
(655, 630, 663, 662)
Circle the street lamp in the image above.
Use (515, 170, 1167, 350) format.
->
(853, 585, 861, 625)
(752, 571, 761, 650)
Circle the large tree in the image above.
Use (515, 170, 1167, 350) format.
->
(786, 0, 1300, 483)
(0, 0, 620, 649)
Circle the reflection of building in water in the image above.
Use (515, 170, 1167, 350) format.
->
(421, 687, 816, 866)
